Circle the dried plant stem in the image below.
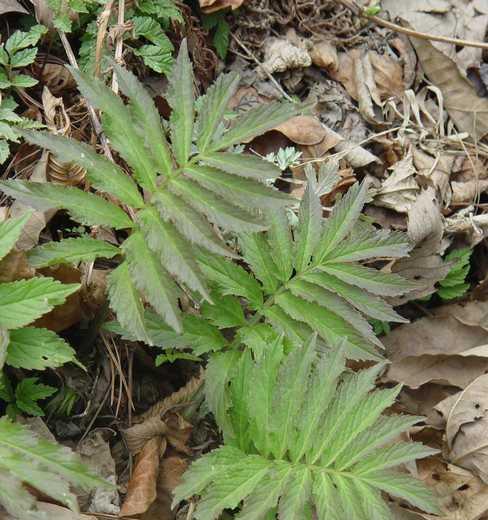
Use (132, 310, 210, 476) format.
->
(57, 30, 114, 161)
(95, 0, 115, 77)
(111, 0, 126, 94)
(339, 0, 488, 50)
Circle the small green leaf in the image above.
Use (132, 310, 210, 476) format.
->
(9, 48, 37, 68)
(0, 213, 30, 262)
(211, 101, 302, 151)
(9, 74, 37, 87)
(7, 327, 78, 370)
(5, 25, 46, 55)
(0, 278, 80, 329)
(21, 130, 144, 208)
(107, 262, 153, 344)
(200, 152, 282, 181)
(196, 72, 240, 153)
(28, 237, 120, 268)
(201, 293, 246, 328)
(15, 377, 56, 416)
(213, 18, 230, 60)
(123, 231, 182, 333)
(0, 180, 134, 230)
(167, 39, 194, 165)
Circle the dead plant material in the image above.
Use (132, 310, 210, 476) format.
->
(120, 437, 163, 517)
(410, 36, 488, 139)
(135, 367, 204, 424)
(42, 88, 87, 186)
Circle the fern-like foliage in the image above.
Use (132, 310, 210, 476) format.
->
(197, 165, 415, 361)
(0, 214, 80, 374)
(0, 40, 301, 342)
(437, 247, 471, 300)
(0, 416, 106, 519)
(174, 335, 438, 520)
(106, 165, 415, 367)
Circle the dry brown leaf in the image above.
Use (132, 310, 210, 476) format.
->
(372, 152, 419, 213)
(392, 187, 449, 303)
(120, 437, 163, 517)
(410, 36, 488, 139)
(274, 115, 326, 146)
(34, 265, 82, 332)
(384, 301, 488, 389)
(0, 250, 35, 282)
(0, 0, 28, 15)
(309, 40, 338, 71)
(415, 457, 488, 520)
(412, 148, 453, 208)
(369, 51, 405, 100)
(142, 455, 188, 520)
(136, 367, 204, 423)
(434, 373, 488, 484)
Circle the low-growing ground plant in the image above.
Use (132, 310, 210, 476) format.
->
(0, 40, 439, 518)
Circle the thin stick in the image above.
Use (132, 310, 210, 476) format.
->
(111, 0, 125, 94)
(340, 0, 488, 50)
(95, 0, 115, 78)
(230, 33, 294, 103)
(57, 31, 114, 161)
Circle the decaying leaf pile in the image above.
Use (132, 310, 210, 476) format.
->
(2, 0, 488, 519)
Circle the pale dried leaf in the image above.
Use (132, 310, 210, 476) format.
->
(0, 0, 28, 15)
(384, 301, 488, 389)
(410, 36, 488, 139)
(261, 38, 311, 76)
(309, 41, 338, 71)
(373, 152, 419, 213)
(434, 373, 488, 484)
(200, 0, 243, 12)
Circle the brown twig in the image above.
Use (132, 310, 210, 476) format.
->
(95, 0, 115, 78)
(340, 0, 488, 50)
(57, 30, 114, 161)
(111, 0, 126, 93)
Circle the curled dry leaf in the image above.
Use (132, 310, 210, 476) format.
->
(136, 367, 204, 423)
(434, 373, 488, 485)
(120, 437, 163, 517)
(261, 37, 311, 76)
(384, 300, 488, 389)
(410, 35, 488, 139)
(309, 40, 338, 71)
(372, 151, 420, 213)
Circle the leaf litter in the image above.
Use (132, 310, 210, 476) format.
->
(4, 0, 488, 518)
